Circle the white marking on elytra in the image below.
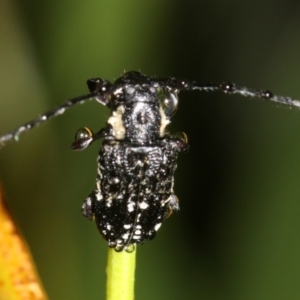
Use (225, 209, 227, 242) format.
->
(122, 232, 130, 240)
(95, 189, 103, 201)
(106, 200, 112, 207)
(126, 86, 135, 95)
(149, 87, 156, 93)
(123, 224, 132, 229)
(144, 189, 150, 195)
(116, 194, 123, 200)
(97, 164, 103, 178)
(128, 182, 134, 189)
(111, 177, 120, 184)
(86, 197, 92, 206)
(163, 153, 168, 164)
(139, 201, 149, 209)
(127, 202, 135, 212)
(154, 223, 162, 231)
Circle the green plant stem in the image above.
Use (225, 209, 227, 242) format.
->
(106, 247, 136, 300)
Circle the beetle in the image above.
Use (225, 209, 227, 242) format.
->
(1, 71, 299, 252)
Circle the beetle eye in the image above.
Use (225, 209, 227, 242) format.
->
(160, 91, 179, 117)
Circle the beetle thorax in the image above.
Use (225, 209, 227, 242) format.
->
(108, 87, 167, 145)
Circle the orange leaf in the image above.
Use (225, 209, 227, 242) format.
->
(0, 187, 48, 300)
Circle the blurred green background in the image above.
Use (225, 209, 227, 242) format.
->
(1, 0, 300, 299)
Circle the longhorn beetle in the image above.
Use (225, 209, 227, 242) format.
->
(1, 71, 300, 252)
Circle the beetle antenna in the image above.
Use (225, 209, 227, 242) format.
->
(0, 92, 106, 147)
(159, 78, 300, 109)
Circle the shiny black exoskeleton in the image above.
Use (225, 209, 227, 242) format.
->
(74, 71, 189, 252)
(1, 71, 299, 251)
